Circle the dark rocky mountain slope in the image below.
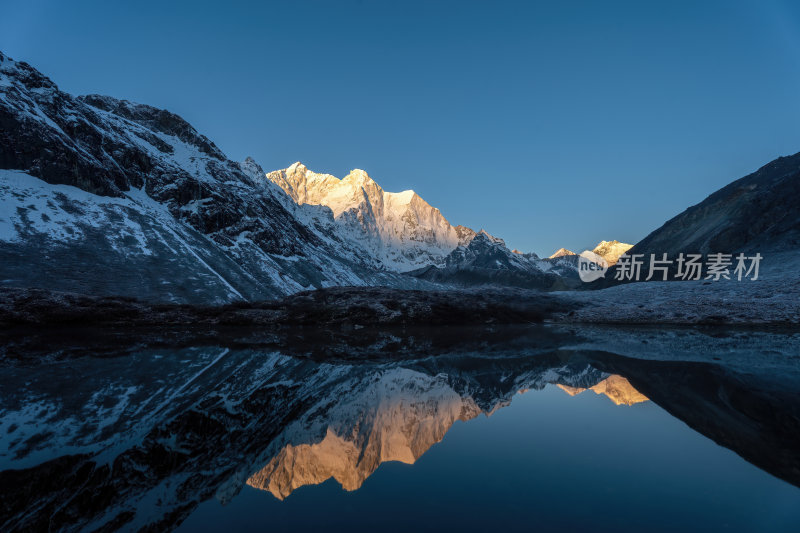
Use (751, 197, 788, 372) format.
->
(411, 231, 569, 289)
(628, 151, 800, 257)
(0, 51, 431, 303)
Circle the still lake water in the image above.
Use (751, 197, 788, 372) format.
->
(1, 325, 799, 532)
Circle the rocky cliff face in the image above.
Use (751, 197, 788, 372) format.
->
(266, 162, 476, 271)
(0, 50, 635, 299)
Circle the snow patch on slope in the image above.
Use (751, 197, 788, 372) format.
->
(0, 169, 152, 256)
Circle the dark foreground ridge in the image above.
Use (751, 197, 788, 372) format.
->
(0, 287, 573, 329)
(3, 282, 800, 330)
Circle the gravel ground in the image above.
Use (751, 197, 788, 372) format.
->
(552, 252, 800, 326)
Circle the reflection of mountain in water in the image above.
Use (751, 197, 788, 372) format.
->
(247, 369, 483, 499)
(249, 371, 650, 500)
(0, 327, 798, 531)
(557, 375, 649, 406)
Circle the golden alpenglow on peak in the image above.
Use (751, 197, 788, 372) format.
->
(549, 247, 577, 259)
(557, 375, 649, 406)
(591, 240, 634, 266)
(264, 162, 476, 272)
(246, 376, 483, 500)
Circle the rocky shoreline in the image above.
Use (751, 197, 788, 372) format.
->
(0, 286, 570, 329)
(2, 279, 799, 331)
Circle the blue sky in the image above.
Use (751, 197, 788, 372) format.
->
(3, 0, 800, 255)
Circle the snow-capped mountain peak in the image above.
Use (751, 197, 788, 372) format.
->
(0, 51, 437, 302)
(591, 240, 633, 265)
(264, 163, 478, 272)
(549, 247, 576, 259)
(0, 49, 598, 296)
(546, 241, 632, 266)
(477, 229, 505, 245)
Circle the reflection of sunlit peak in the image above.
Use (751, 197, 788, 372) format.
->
(556, 384, 585, 397)
(247, 390, 483, 500)
(557, 375, 648, 406)
(247, 429, 369, 500)
(485, 399, 512, 417)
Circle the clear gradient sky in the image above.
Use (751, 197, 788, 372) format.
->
(2, 0, 800, 255)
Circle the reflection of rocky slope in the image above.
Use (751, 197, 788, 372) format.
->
(249, 364, 653, 500)
(1, 328, 799, 530)
(0, 334, 607, 530)
(557, 375, 648, 406)
(586, 349, 800, 489)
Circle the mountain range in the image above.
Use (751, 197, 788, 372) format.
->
(0, 51, 423, 303)
(0, 51, 625, 302)
(1, 50, 798, 303)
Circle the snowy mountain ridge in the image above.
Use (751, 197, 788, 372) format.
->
(0, 51, 434, 302)
(265, 162, 477, 272)
(0, 50, 633, 299)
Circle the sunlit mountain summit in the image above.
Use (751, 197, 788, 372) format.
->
(265, 162, 476, 272)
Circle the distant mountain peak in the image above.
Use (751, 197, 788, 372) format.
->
(476, 229, 505, 246)
(549, 247, 576, 259)
(546, 241, 631, 265)
(591, 240, 633, 265)
(345, 167, 371, 180)
(240, 156, 265, 179)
